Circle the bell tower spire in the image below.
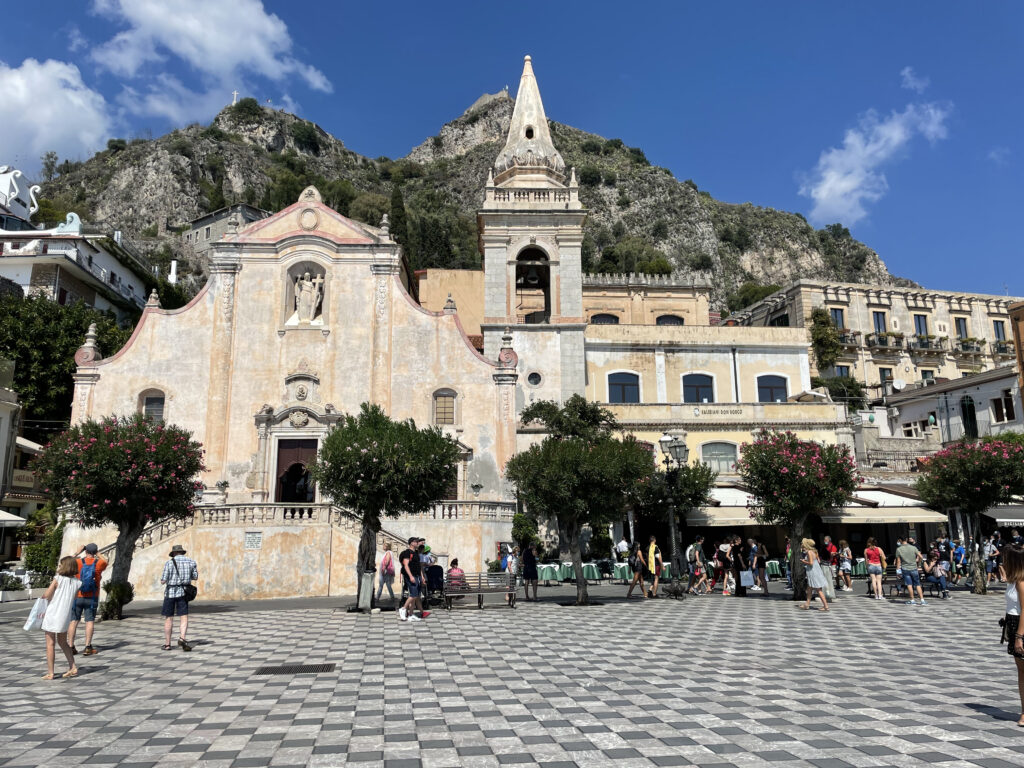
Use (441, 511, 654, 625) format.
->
(493, 55, 566, 186)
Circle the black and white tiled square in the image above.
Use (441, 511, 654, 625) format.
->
(0, 584, 1020, 767)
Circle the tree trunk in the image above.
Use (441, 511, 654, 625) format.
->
(789, 518, 808, 601)
(971, 510, 987, 595)
(566, 522, 589, 605)
(110, 522, 144, 585)
(355, 512, 379, 608)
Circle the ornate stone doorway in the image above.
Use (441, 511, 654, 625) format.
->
(275, 438, 318, 502)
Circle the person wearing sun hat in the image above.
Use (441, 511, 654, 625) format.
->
(159, 543, 198, 651)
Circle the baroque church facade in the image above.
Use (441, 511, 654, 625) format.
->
(65, 58, 843, 599)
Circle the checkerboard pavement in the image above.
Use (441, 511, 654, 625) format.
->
(2, 583, 1023, 768)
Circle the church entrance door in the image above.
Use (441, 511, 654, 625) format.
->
(276, 438, 318, 502)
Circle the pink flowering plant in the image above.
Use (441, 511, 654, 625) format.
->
(916, 437, 1024, 594)
(735, 429, 859, 598)
(310, 403, 460, 605)
(35, 413, 206, 593)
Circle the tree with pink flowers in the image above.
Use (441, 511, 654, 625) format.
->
(736, 430, 859, 599)
(917, 439, 1024, 594)
(36, 414, 206, 600)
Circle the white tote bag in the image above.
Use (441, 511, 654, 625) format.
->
(740, 570, 755, 588)
(24, 597, 48, 631)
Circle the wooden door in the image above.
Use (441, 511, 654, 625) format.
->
(275, 439, 319, 502)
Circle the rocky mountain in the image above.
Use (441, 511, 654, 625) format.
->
(39, 95, 906, 309)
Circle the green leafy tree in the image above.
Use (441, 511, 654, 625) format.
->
(917, 439, 1024, 594)
(35, 414, 206, 611)
(0, 296, 133, 440)
(603, 236, 664, 273)
(389, 184, 409, 246)
(310, 403, 460, 604)
(511, 512, 540, 549)
(349, 193, 389, 226)
(578, 165, 602, 186)
(632, 463, 717, 576)
(736, 430, 859, 599)
(229, 97, 262, 122)
(40, 151, 58, 182)
(810, 307, 842, 370)
(726, 282, 780, 312)
(106, 138, 127, 153)
(291, 122, 321, 154)
(505, 395, 654, 604)
(811, 375, 866, 412)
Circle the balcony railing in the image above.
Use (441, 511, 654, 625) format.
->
(992, 341, 1015, 356)
(837, 330, 861, 346)
(865, 332, 903, 349)
(908, 336, 946, 352)
(954, 339, 984, 354)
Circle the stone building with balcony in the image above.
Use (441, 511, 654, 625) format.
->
(0, 166, 153, 322)
(61, 57, 853, 600)
(734, 280, 1022, 396)
(183, 203, 270, 257)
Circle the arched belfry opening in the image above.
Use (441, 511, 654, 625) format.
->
(516, 247, 550, 324)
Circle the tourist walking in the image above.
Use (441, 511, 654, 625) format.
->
(784, 537, 793, 589)
(376, 542, 396, 604)
(505, 546, 520, 604)
(732, 535, 748, 597)
(864, 537, 886, 600)
(626, 541, 648, 599)
(952, 538, 967, 585)
(896, 535, 925, 606)
(986, 534, 1001, 586)
(160, 543, 198, 650)
(752, 538, 769, 596)
(799, 538, 829, 611)
(40, 556, 81, 679)
(522, 543, 539, 601)
(837, 540, 853, 592)
(67, 543, 106, 656)
(398, 537, 424, 622)
(1000, 543, 1024, 726)
(686, 536, 705, 595)
(647, 536, 663, 598)
(717, 539, 734, 595)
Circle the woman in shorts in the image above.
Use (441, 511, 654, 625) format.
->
(864, 537, 886, 600)
(838, 540, 854, 592)
(1001, 543, 1024, 726)
(626, 541, 647, 599)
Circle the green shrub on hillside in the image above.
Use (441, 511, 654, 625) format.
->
(291, 122, 320, 154)
(230, 97, 262, 122)
(579, 165, 601, 186)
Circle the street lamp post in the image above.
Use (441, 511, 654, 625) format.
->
(659, 431, 689, 583)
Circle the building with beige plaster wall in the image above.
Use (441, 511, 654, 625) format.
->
(62, 56, 852, 600)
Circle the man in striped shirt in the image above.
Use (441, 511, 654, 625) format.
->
(160, 544, 198, 651)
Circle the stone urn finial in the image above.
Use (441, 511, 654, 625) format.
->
(74, 323, 101, 366)
(146, 288, 161, 308)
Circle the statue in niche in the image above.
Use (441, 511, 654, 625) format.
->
(293, 271, 324, 324)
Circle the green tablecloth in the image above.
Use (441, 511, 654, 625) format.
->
(582, 563, 601, 580)
(851, 559, 867, 577)
(560, 563, 575, 580)
(766, 560, 783, 578)
(537, 564, 561, 582)
(613, 562, 632, 582)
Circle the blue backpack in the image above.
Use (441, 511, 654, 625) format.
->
(79, 559, 97, 593)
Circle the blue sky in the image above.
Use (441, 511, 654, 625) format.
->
(3, 1, 1021, 295)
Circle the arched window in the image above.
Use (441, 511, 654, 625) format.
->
(683, 374, 714, 404)
(433, 389, 457, 425)
(590, 313, 620, 325)
(757, 375, 788, 403)
(138, 389, 165, 423)
(608, 372, 640, 404)
(702, 442, 738, 474)
(516, 247, 550, 324)
(656, 314, 685, 326)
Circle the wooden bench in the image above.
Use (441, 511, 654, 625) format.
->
(444, 572, 517, 609)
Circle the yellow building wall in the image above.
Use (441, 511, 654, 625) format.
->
(417, 269, 486, 337)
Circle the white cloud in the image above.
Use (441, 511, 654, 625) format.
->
(91, 0, 331, 93)
(900, 66, 930, 94)
(799, 102, 952, 226)
(68, 25, 88, 53)
(115, 75, 232, 125)
(0, 58, 113, 173)
(988, 146, 1010, 166)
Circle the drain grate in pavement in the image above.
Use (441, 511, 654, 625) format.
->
(253, 663, 336, 675)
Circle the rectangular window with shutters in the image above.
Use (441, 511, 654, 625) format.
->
(992, 390, 1017, 423)
(829, 308, 845, 328)
(143, 395, 165, 423)
(914, 314, 928, 336)
(878, 367, 893, 384)
(835, 365, 850, 378)
(994, 320, 1006, 341)
(920, 369, 935, 381)
(954, 317, 969, 339)
(873, 311, 887, 334)
(434, 395, 455, 425)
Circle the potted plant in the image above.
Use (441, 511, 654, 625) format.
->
(0, 573, 29, 602)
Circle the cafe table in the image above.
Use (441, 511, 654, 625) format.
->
(537, 563, 561, 584)
(612, 562, 632, 583)
(766, 560, 783, 578)
(582, 563, 602, 581)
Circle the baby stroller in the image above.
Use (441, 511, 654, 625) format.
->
(423, 564, 445, 607)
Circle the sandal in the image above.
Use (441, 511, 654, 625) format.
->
(162, 644, 173, 651)
(41, 673, 55, 680)
(798, 604, 810, 610)
(62, 668, 79, 678)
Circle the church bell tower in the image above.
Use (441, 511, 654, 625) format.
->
(478, 56, 587, 402)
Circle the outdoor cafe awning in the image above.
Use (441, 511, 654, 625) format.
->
(983, 505, 1024, 525)
(0, 510, 26, 528)
(687, 485, 945, 527)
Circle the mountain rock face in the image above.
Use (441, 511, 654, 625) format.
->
(40, 95, 904, 309)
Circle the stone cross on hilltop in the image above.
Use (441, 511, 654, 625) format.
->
(231, 90, 239, 105)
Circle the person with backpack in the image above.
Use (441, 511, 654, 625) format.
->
(376, 542, 396, 604)
(160, 543, 198, 651)
(67, 543, 107, 657)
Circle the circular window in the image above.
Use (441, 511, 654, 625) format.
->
(527, 372, 542, 386)
(525, 126, 535, 139)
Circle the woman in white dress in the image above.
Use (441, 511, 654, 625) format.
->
(40, 556, 81, 679)
(799, 538, 830, 612)
(1001, 544, 1024, 726)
